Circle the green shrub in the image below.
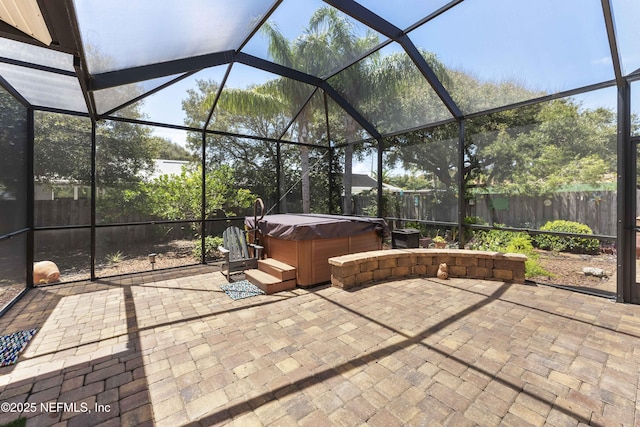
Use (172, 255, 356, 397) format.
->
(533, 220, 599, 254)
(462, 216, 487, 242)
(404, 221, 428, 236)
(469, 226, 551, 278)
(506, 236, 534, 255)
(469, 225, 523, 252)
(525, 259, 553, 278)
(192, 236, 224, 259)
(106, 250, 124, 264)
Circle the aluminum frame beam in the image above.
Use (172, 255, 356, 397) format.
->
(601, 0, 624, 86)
(616, 81, 636, 303)
(87, 49, 382, 139)
(322, 0, 463, 119)
(236, 52, 381, 139)
(90, 51, 235, 91)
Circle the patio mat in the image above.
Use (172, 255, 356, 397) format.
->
(220, 280, 265, 300)
(0, 329, 37, 367)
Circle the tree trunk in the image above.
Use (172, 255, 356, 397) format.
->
(484, 193, 500, 226)
(343, 144, 353, 214)
(301, 145, 310, 213)
(300, 122, 311, 213)
(343, 117, 358, 215)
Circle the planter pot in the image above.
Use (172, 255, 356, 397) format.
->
(434, 241, 447, 249)
(419, 237, 432, 248)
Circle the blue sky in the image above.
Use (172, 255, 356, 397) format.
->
(90, 0, 638, 149)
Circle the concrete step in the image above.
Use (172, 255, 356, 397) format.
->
(245, 269, 296, 295)
(258, 258, 297, 281)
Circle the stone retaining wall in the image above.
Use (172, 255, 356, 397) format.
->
(328, 249, 527, 290)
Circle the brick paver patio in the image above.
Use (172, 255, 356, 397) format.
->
(0, 265, 639, 426)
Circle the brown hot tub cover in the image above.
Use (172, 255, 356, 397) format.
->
(245, 214, 389, 241)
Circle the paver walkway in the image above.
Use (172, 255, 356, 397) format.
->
(0, 265, 640, 426)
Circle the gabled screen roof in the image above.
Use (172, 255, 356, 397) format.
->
(0, 0, 630, 143)
(73, 0, 277, 74)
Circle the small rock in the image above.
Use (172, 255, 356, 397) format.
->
(583, 267, 606, 278)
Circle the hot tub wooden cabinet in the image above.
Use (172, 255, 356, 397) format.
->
(245, 214, 388, 287)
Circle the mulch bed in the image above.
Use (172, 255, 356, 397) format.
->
(528, 250, 617, 295)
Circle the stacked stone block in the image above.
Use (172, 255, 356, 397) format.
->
(329, 249, 526, 290)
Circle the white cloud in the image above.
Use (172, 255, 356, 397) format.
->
(592, 56, 612, 66)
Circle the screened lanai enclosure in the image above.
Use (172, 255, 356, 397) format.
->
(1, 0, 640, 310)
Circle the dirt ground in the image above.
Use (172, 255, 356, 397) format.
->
(0, 240, 207, 312)
(528, 250, 617, 295)
(0, 241, 625, 312)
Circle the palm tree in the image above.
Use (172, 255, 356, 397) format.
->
(255, 8, 380, 213)
(204, 6, 451, 215)
(200, 82, 286, 212)
(205, 7, 379, 213)
(302, 4, 452, 215)
(304, 8, 378, 215)
(203, 27, 319, 212)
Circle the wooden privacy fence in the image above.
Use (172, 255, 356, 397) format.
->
(27, 200, 256, 251)
(3, 190, 627, 250)
(467, 191, 618, 236)
(29, 200, 216, 250)
(354, 190, 627, 236)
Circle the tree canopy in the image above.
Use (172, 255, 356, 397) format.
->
(3, 11, 622, 228)
(142, 164, 254, 231)
(0, 89, 27, 199)
(386, 96, 618, 198)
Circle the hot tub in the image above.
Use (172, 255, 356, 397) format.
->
(245, 214, 388, 287)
